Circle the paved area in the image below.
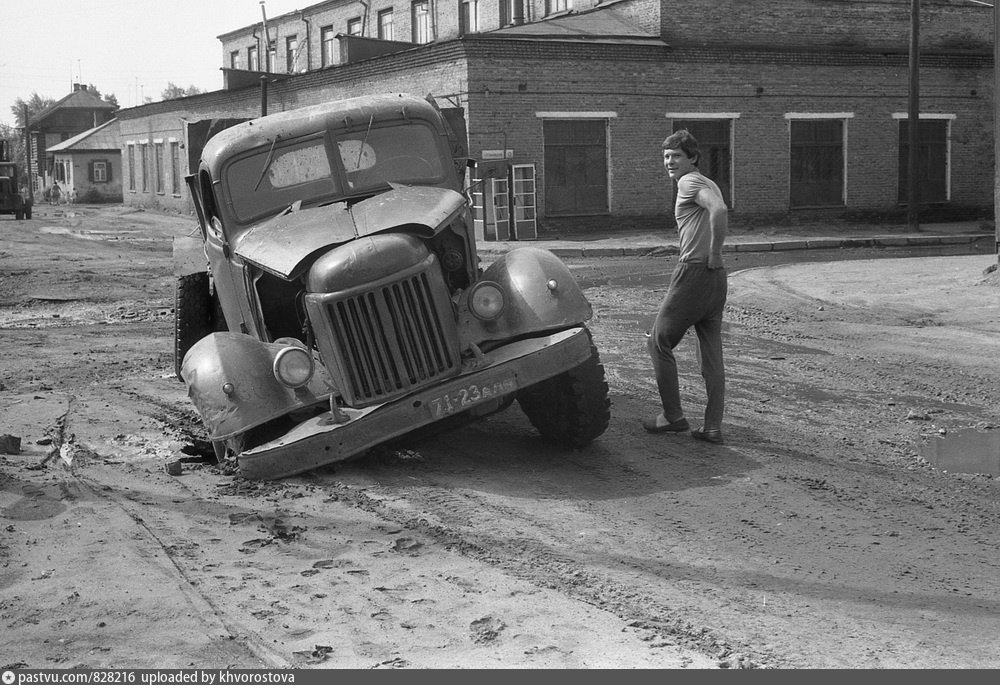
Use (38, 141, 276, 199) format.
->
(477, 220, 998, 259)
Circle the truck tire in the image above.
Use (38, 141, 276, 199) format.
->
(174, 272, 224, 381)
(516, 328, 611, 448)
(15, 209, 23, 220)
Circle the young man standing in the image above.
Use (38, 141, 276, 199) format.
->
(643, 129, 729, 444)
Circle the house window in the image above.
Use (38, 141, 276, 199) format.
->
(347, 17, 362, 36)
(321, 25, 335, 66)
(170, 142, 181, 195)
(267, 40, 276, 72)
(412, 1, 431, 44)
(670, 117, 735, 208)
(154, 142, 164, 194)
(460, 0, 480, 34)
(378, 9, 394, 40)
(140, 143, 149, 192)
(500, 0, 512, 26)
(548, 0, 571, 13)
(230, 51, 241, 69)
(286, 36, 298, 72)
(897, 117, 950, 204)
(91, 160, 108, 183)
(127, 144, 135, 191)
(543, 119, 609, 217)
(247, 45, 259, 71)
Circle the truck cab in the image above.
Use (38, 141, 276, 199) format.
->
(0, 161, 31, 220)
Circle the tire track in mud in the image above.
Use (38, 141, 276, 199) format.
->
(309, 473, 767, 668)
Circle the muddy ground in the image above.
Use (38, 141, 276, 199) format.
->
(1, 205, 998, 669)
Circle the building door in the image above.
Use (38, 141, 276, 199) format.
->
(671, 119, 732, 208)
(543, 120, 608, 216)
(789, 119, 844, 208)
(511, 164, 537, 240)
(898, 119, 948, 204)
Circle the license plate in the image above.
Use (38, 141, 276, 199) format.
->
(427, 375, 517, 419)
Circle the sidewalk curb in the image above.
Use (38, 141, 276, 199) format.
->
(477, 233, 994, 259)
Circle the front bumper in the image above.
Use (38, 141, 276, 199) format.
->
(237, 326, 592, 479)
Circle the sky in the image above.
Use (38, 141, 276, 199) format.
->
(0, 0, 307, 127)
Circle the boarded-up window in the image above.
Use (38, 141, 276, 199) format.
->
(790, 119, 844, 208)
(154, 142, 164, 194)
(898, 119, 948, 204)
(140, 144, 149, 192)
(671, 119, 732, 208)
(170, 142, 181, 195)
(127, 145, 135, 191)
(543, 119, 608, 216)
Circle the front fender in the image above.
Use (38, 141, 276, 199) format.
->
(457, 247, 592, 345)
(181, 332, 334, 440)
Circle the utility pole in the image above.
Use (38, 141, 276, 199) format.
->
(23, 104, 32, 197)
(994, 0, 999, 262)
(908, 0, 920, 231)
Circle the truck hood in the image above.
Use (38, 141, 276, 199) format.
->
(234, 185, 467, 280)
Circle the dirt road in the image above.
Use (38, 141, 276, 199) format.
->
(1, 206, 998, 669)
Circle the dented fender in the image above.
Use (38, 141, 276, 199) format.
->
(457, 247, 592, 345)
(181, 332, 334, 440)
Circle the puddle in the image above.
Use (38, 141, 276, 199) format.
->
(917, 427, 1000, 476)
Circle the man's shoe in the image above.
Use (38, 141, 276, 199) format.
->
(642, 416, 690, 434)
(691, 428, 724, 444)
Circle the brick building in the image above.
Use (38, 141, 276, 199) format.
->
(117, 0, 995, 235)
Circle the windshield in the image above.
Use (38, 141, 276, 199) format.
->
(223, 122, 446, 224)
(337, 122, 445, 192)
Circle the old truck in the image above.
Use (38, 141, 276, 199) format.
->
(174, 93, 610, 480)
(0, 160, 32, 220)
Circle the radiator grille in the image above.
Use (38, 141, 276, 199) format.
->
(323, 271, 458, 405)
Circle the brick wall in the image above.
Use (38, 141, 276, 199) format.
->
(464, 38, 992, 225)
(654, 0, 992, 54)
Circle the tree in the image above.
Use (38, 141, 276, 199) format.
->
(10, 93, 57, 128)
(161, 83, 204, 101)
(83, 84, 119, 109)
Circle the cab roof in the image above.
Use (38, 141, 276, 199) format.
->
(199, 93, 444, 174)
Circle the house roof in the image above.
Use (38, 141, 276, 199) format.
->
(47, 119, 120, 153)
(483, 5, 667, 47)
(30, 88, 117, 127)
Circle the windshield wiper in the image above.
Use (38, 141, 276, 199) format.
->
(357, 115, 374, 169)
(253, 135, 280, 192)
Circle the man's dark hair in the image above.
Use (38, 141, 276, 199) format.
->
(662, 129, 700, 165)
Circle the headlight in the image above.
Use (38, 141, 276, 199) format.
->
(273, 345, 314, 388)
(468, 281, 505, 320)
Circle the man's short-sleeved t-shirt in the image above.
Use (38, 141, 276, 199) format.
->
(675, 171, 722, 264)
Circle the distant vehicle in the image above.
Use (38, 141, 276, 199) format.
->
(0, 161, 31, 220)
(174, 93, 611, 480)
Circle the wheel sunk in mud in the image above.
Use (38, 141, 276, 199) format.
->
(174, 272, 224, 381)
(515, 328, 611, 448)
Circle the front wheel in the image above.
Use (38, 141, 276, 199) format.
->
(174, 272, 224, 381)
(516, 329, 611, 448)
